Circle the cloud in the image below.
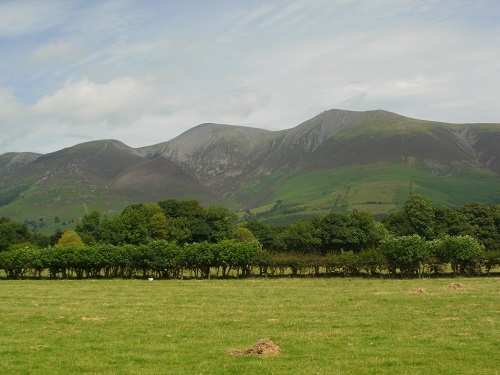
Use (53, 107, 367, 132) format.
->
(34, 76, 159, 126)
(30, 38, 83, 63)
(1, 0, 500, 154)
(0, 0, 71, 37)
(0, 88, 35, 151)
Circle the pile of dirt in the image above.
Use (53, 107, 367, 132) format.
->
(445, 283, 468, 290)
(229, 339, 281, 356)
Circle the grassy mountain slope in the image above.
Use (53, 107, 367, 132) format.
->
(0, 109, 499, 230)
(0, 140, 222, 232)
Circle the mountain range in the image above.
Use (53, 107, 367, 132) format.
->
(1, 109, 499, 232)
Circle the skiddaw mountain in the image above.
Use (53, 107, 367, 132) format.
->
(0, 109, 499, 231)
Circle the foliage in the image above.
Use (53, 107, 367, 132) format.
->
(241, 220, 276, 249)
(278, 221, 321, 253)
(456, 203, 500, 251)
(56, 231, 85, 247)
(434, 235, 484, 276)
(380, 235, 430, 277)
(0, 216, 32, 252)
(0, 197, 499, 280)
(232, 226, 256, 243)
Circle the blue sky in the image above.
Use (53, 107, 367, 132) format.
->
(1, 0, 499, 154)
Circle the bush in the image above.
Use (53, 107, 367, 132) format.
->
(380, 235, 429, 277)
(437, 235, 484, 276)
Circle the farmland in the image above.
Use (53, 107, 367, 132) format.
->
(1, 278, 498, 374)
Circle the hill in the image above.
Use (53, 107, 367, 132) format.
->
(0, 109, 499, 231)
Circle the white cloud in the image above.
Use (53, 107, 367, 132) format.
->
(30, 38, 83, 63)
(34, 76, 158, 126)
(0, 0, 71, 37)
(1, 0, 499, 154)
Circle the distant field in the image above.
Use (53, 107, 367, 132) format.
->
(0, 183, 130, 233)
(1, 278, 498, 374)
(246, 164, 500, 223)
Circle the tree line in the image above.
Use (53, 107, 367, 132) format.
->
(0, 196, 498, 279)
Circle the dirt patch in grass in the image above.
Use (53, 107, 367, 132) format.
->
(407, 288, 427, 294)
(445, 283, 468, 290)
(229, 339, 281, 356)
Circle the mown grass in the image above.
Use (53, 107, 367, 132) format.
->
(1, 278, 498, 374)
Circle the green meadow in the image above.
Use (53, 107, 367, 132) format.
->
(1, 278, 498, 374)
(245, 164, 500, 224)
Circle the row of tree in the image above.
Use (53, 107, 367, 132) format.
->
(0, 195, 498, 279)
(1, 196, 498, 253)
(0, 234, 497, 279)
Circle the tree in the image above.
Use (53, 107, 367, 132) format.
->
(380, 235, 430, 277)
(75, 210, 102, 244)
(117, 205, 149, 245)
(314, 211, 386, 253)
(314, 213, 351, 253)
(457, 203, 499, 251)
(435, 235, 484, 276)
(205, 205, 236, 242)
(242, 220, 276, 249)
(57, 231, 85, 247)
(432, 206, 472, 237)
(232, 226, 257, 243)
(403, 195, 435, 239)
(0, 217, 32, 252)
(383, 195, 436, 239)
(279, 221, 321, 253)
(149, 213, 169, 240)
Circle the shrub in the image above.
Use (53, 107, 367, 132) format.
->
(380, 235, 429, 277)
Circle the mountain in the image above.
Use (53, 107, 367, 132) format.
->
(0, 109, 499, 231)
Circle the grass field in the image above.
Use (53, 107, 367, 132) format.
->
(1, 278, 498, 374)
(244, 164, 500, 224)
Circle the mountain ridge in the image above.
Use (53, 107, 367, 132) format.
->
(0, 109, 499, 231)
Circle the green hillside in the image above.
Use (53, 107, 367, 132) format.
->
(240, 163, 499, 224)
(0, 109, 499, 230)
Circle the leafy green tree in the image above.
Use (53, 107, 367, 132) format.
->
(358, 247, 386, 276)
(159, 199, 205, 219)
(457, 203, 499, 251)
(403, 195, 435, 239)
(432, 206, 472, 237)
(383, 195, 436, 239)
(75, 210, 102, 244)
(232, 226, 257, 243)
(0, 247, 36, 279)
(149, 213, 169, 240)
(57, 231, 85, 247)
(279, 221, 321, 253)
(159, 200, 207, 244)
(117, 205, 149, 245)
(0, 217, 31, 252)
(381, 210, 413, 237)
(380, 235, 430, 277)
(348, 211, 388, 250)
(314, 211, 386, 253)
(241, 220, 276, 249)
(435, 235, 484, 276)
(313, 213, 351, 253)
(205, 205, 236, 242)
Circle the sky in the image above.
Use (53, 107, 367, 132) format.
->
(0, 0, 499, 154)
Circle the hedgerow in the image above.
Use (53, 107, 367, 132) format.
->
(0, 236, 496, 279)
